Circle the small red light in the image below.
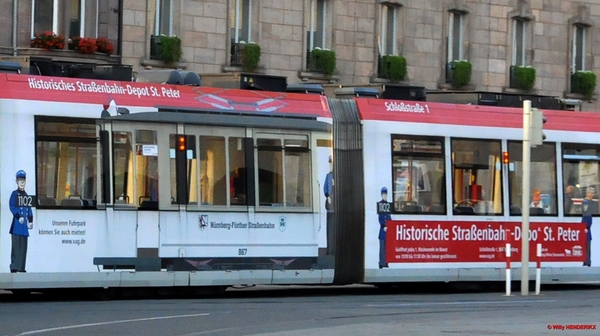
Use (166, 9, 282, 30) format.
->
(178, 136, 185, 151)
(503, 151, 509, 164)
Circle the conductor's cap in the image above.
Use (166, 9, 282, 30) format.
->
(16, 170, 26, 179)
(381, 187, 388, 194)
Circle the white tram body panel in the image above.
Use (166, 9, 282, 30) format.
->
(358, 98, 600, 283)
(0, 74, 333, 289)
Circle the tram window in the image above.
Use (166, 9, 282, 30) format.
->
(229, 137, 247, 205)
(135, 130, 159, 209)
(391, 136, 445, 214)
(451, 139, 502, 215)
(169, 134, 196, 204)
(257, 138, 284, 206)
(256, 136, 311, 208)
(199, 136, 226, 205)
(508, 142, 557, 216)
(113, 131, 134, 205)
(562, 143, 600, 216)
(36, 121, 98, 209)
(284, 139, 310, 207)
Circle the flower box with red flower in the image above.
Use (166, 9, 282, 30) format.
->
(75, 38, 98, 54)
(31, 31, 65, 50)
(96, 37, 114, 55)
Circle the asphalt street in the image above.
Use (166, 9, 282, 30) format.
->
(0, 285, 599, 336)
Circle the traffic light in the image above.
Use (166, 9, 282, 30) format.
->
(178, 135, 186, 151)
(175, 135, 188, 204)
(530, 108, 546, 147)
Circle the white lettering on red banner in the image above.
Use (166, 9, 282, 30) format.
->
(387, 221, 586, 263)
(384, 101, 430, 113)
(27, 78, 181, 99)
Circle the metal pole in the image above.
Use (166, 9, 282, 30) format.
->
(505, 242, 511, 296)
(535, 243, 542, 295)
(521, 100, 531, 296)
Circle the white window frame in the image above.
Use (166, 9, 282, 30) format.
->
(79, 0, 86, 37)
(31, 0, 59, 37)
(155, 0, 173, 36)
(380, 4, 397, 56)
(511, 19, 527, 66)
(447, 11, 463, 62)
(233, 0, 252, 43)
(309, 0, 327, 50)
(572, 25, 587, 73)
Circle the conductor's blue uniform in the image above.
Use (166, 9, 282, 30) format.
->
(324, 155, 335, 255)
(377, 187, 391, 269)
(9, 170, 33, 273)
(582, 198, 593, 267)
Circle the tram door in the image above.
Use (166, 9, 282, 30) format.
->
(111, 122, 176, 259)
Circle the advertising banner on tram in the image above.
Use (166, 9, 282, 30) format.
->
(386, 220, 587, 263)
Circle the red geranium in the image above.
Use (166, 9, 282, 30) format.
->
(96, 37, 114, 55)
(75, 37, 98, 54)
(31, 31, 65, 50)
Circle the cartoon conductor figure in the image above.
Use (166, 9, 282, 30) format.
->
(9, 170, 33, 273)
(582, 187, 595, 267)
(324, 155, 334, 255)
(377, 187, 392, 269)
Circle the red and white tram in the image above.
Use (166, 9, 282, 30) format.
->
(0, 72, 598, 295)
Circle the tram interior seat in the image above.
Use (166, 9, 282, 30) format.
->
(60, 198, 83, 208)
(38, 196, 58, 206)
(529, 207, 546, 215)
(402, 204, 422, 214)
(510, 206, 522, 215)
(453, 206, 475, 215)
(139, 196, 158, 210)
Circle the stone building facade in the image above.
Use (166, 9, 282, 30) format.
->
(124, 0, 600, 110)
(2, 0, 600, 110)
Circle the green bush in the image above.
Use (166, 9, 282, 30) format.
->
(452, 60, 472, 88)
(309, 48, 336, 76)
(380, 55, 407, 82)
(571, 71, 597, 100)
(514, 66, 536, 91)
(159, 35, 182, 63)
(242, 43, 261, 72)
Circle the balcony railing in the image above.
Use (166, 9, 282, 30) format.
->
(509, 65, 518, 89)
(445, 62, 454, 84)
(230, 42, 244, 67)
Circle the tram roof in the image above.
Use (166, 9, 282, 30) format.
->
(0, 74, 332, 119)
(355, 98, 600, 133)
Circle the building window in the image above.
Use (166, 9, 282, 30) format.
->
(155, 0, 173, 36)
(379, 4, 397, 56)
(447, 11, 464, 63)
(511, 19, 527, 66)
(230, 0, 253, 66)
(451, 139, 503, 215)
(508, 142, 557, 216)
(231, 0, 252, 43)
(36, 119, 99, 209)
(32, 0, 99, 39)
(32, 0, 58, 36)
(572, 25, 588, 72)
(308, 0, 327, 51)
(562, 143, 600, 216)
(391, 136, 446, 214)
